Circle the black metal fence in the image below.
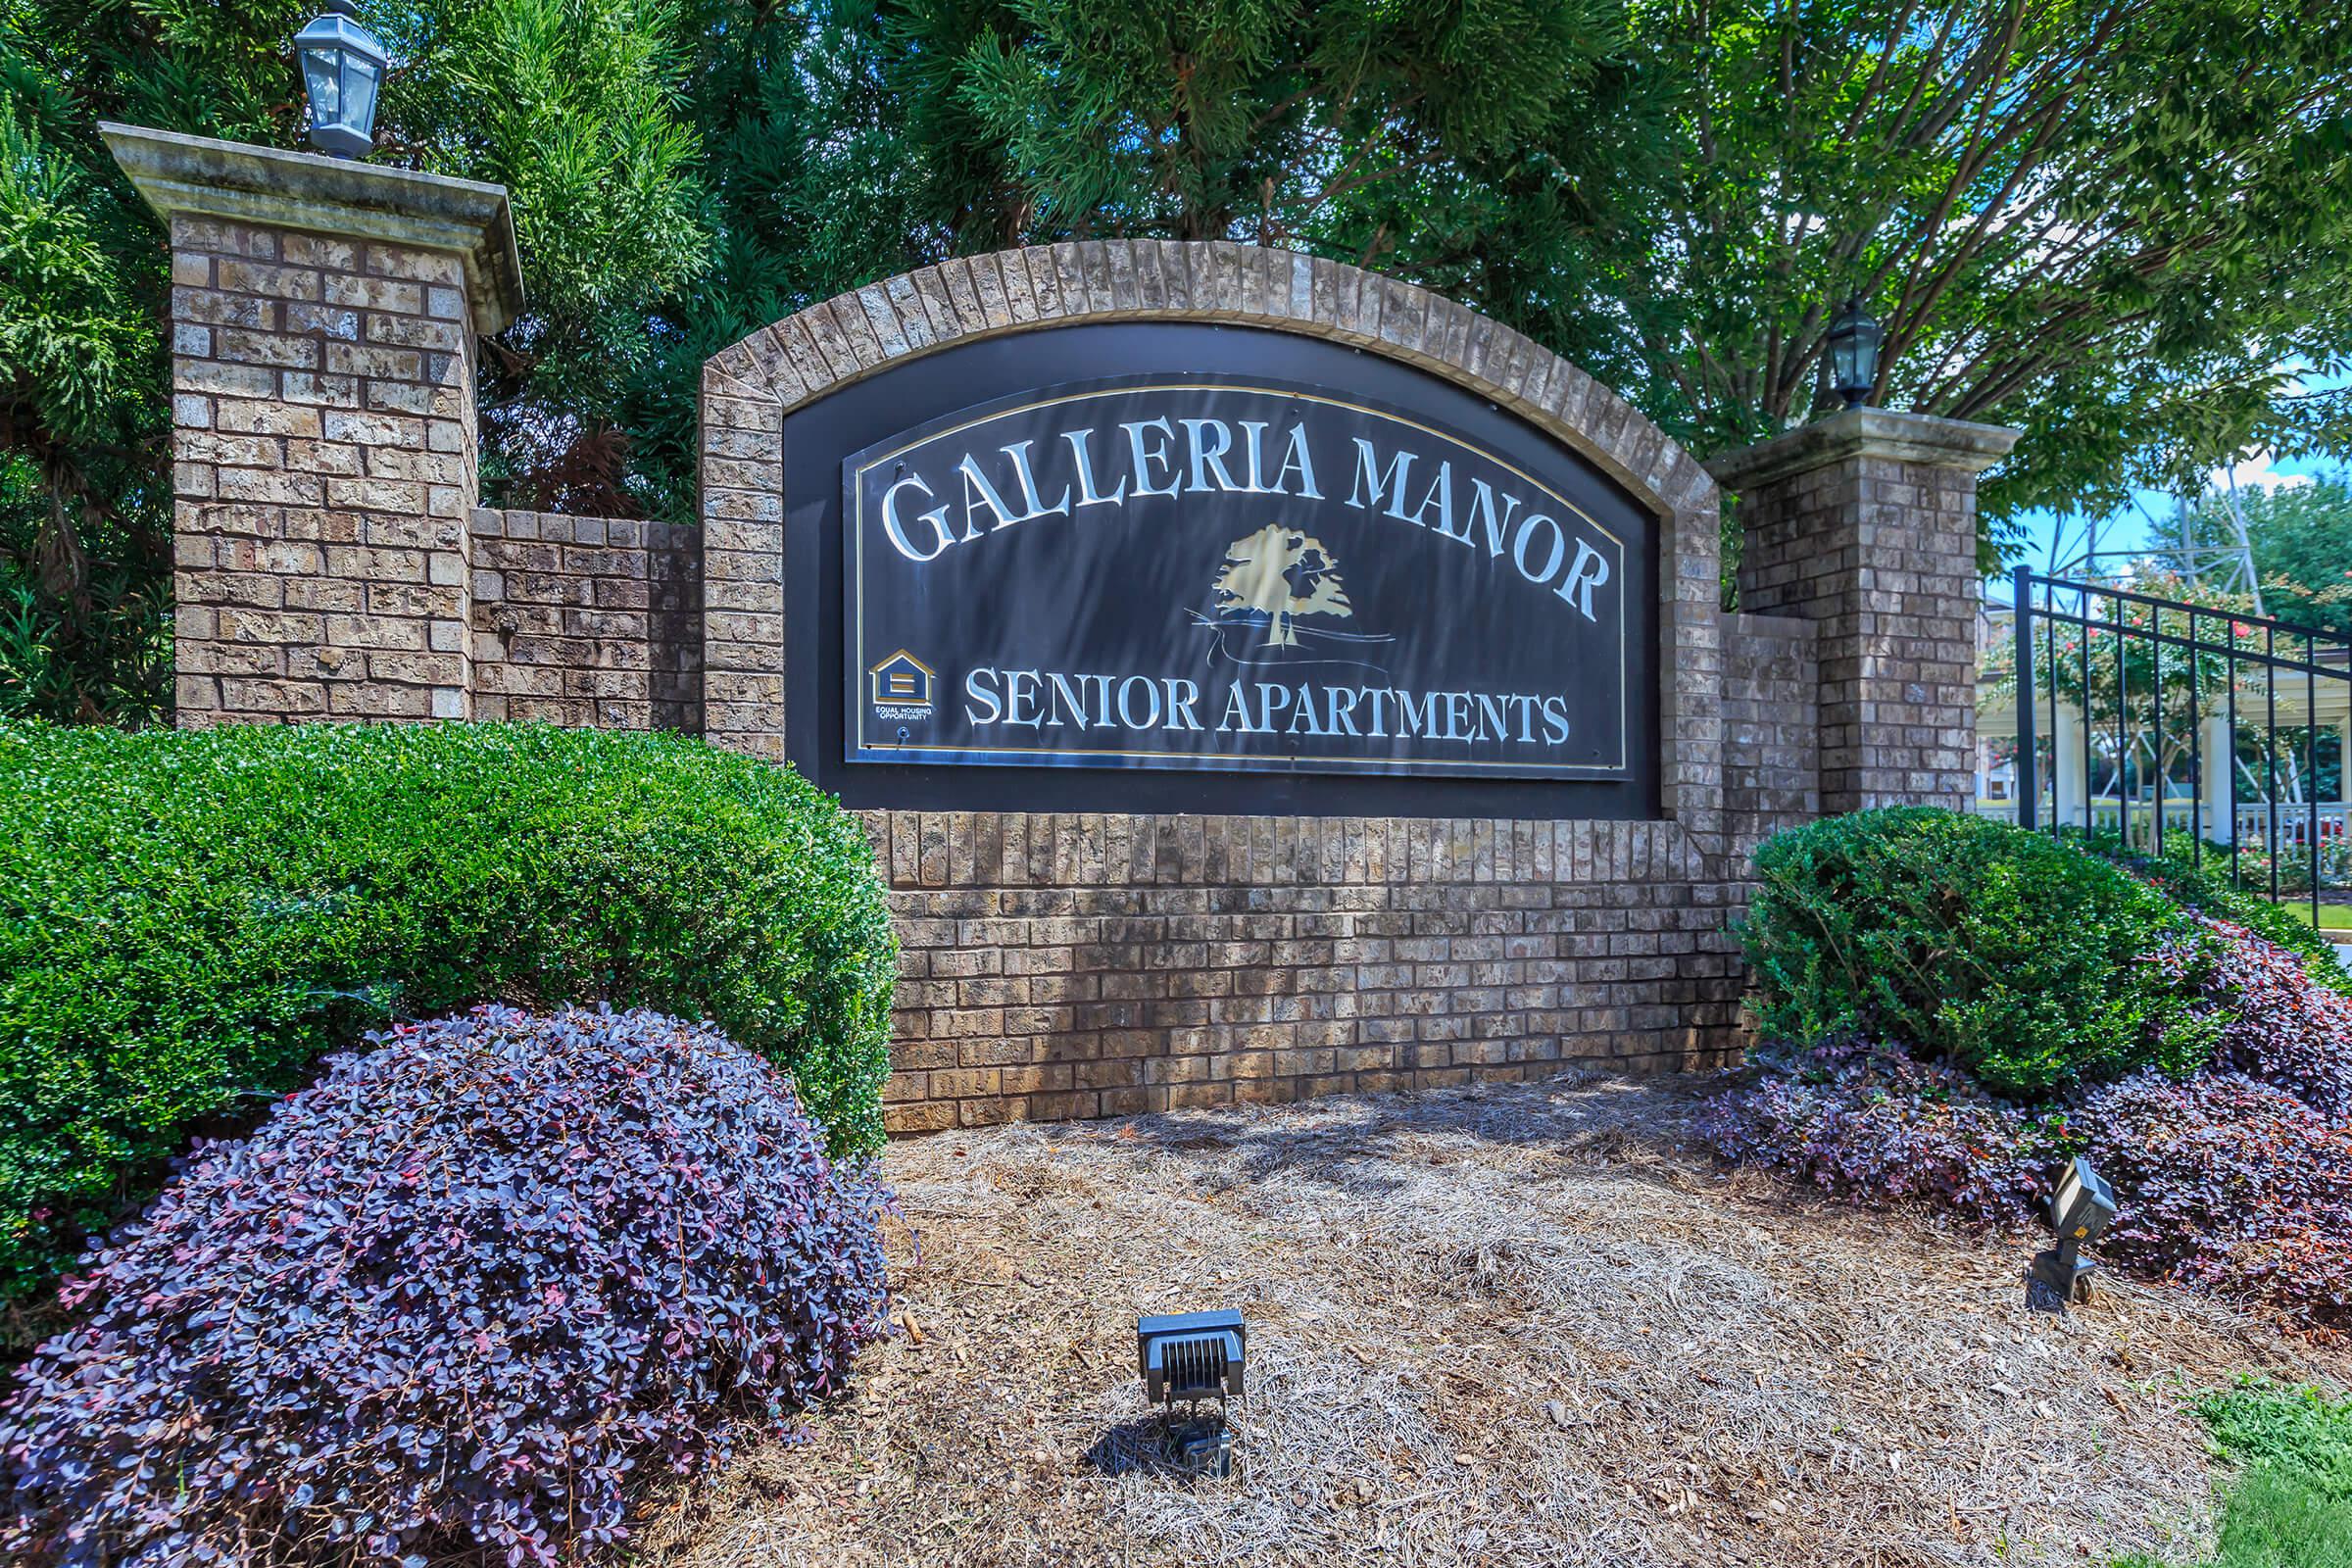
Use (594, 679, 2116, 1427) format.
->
(2007, 566, 2352, 927)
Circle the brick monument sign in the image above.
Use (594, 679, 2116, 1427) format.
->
(111, 124, 2018, 1134)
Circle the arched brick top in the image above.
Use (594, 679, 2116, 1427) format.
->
(696, 240, 1727, 858)
(704, 241, 1716, 521)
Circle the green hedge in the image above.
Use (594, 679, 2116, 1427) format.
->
(0, 719, 896, 1302)
(1740, 808, 2220, 1097)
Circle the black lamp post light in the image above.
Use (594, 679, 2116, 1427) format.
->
(296, 0, 389, 160)
(1826, 294, 1883, 409)
(2028, 1155, 2119, 1313)
(1136, 1307, 1247, 1479)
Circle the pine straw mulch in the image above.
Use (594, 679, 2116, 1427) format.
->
(641, 1071, 2352, 1568)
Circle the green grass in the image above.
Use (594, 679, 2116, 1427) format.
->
(2283, 903, 2352, 932)
(2204, 1465, 2352, 1567)
(2116, 1381, 2352, 1566)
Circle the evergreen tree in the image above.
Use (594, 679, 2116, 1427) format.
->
(0, 0, 710, 718)
(612, 0, 935, 519)
(607, 0, 1674, 514)
(895, 0, 1663, 332)
(378, 0, 712, 513)
(0, 27, 173, 723)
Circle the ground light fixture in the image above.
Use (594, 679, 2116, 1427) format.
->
(295, 0, 389, 160)
(1826, 295, 1883, 409)
(2028, 1155, 2118, 1312)
(1136, 1308, 1246, 1479)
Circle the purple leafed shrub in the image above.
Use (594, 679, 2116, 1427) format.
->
(1710, 882, 2352, 1329)
(0, 1005, 893, 1568)
(2072, 1071, 2352, 1327)
(2191, 917, 2352, 1119)
(1693, 1038, 2050, 1226)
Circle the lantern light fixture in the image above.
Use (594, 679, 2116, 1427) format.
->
(1826, 295, 1883, 409)
(2028, 1155, 2118, 1312)
(295, 0, 389, 161)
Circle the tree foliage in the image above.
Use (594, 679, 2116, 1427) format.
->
(906, 0, 1655, 253)
(0, 40, 171, 723)
(614, 0, 1669, 516)
(2178, 471, 2352, 643)
(606, 0, 939, 518)
(0, 0, 710, 719)
(378, 0, 712, 513)
(6, 0, 2352, 718)
(1609, 0, 2352, 566)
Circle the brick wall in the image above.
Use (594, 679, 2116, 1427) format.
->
(1736, 456, 1979, 811)
(167, 214, 479, 725)
(123, 134, 2027, 1143)
(468, 510, 702, 730)
(865, 812, 1745, 1133)
(1720, 612, 1821, 858)
(682, 242, 1790, 1131)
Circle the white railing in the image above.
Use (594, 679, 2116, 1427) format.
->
(1974, 797, 2352, 847)
(2232, 802, 2352, 848)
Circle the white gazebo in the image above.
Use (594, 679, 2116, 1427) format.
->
(1979, 674, 2352, 847)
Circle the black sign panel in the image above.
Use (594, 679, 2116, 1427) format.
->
(843, 375, 1632, 781)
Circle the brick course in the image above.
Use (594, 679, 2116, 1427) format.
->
(861, 811, 1744, 1133)
(1720, 612, 1822, 858)
(468, 510, 701, 731)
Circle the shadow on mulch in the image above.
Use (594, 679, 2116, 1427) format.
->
(1016, 1069, 1707, 1207)
(1082, 1412, 1232, 1485)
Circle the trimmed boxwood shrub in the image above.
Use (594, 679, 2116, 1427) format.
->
(0, 1005, 893, 1567)
(1740, 808, 2221, 1096)
(0, 719, 896, 1303)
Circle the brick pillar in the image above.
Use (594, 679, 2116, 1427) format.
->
(1709, 407, 2020, 814)
(104, 123, 522, 726)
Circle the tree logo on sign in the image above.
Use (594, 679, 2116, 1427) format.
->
(1211, 524, 1355, 648)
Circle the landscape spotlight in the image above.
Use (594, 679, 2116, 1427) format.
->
(1136, 1307, 1246, 1479)
(295, 0, 389, 160)
(1826, 295, 1882, 409)
(2028, 1155, 2118, 1312)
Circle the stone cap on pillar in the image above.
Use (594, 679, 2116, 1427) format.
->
(1705, 406, 2021, 497)
(101, 122, 524, 335)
